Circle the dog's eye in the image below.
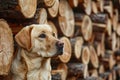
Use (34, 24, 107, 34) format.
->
(52, 33, 55, 37)
(39, 34, 46, 38)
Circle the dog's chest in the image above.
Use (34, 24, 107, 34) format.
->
(26, 58, 51, 80)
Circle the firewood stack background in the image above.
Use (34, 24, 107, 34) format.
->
(0, 0, 120, 80)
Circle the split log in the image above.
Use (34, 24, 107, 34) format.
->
(70, 37, 84, 59)
(89, 46, 99, 68)
(59, 37, 72, 63)
(59, 0, 75, 37)
(52, 63, 68, 80)
(81, 15, 92, 41)
(68, 0, 79, 8)
(0, 0, 37, 19)
(48, 0, 59, 18)
(81, 46, 90, 65)
(0, 19, 14, 75)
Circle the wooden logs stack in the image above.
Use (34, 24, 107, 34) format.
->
(0, 0, 120, 80)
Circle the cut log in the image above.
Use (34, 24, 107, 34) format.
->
(109, 54, 116, 70)
(108, 73, 112, 80)
(90, 13, 108, 24)
(59, 37, 72, 63)
(47, 21, 57, 38)
(58, 16, 74, 37)
(44, 0, 55, 7)
(74, 37, 84, 59)
(48, 0, 59, 18)
(89, 46, 99, 68)
(52, 63, 68, 80)
(105, 32, 117, 51)
(106, 18, 112, 36)
(81, 15, 92, 41)
(70, 37, 84, 60)
(68, 0, 79, 8)
(114, 50, 120, 62)
(116, 23, 120, 36)
(97, 0, 113, 18)
(36, 8, 47, 24)
(94, 42, 101, 56)
(99, 71, 111, 79)
(104, 1, 113, 18)
(91, 69, 98, 77)
(74, 13, 85, 22)
(0, 19, 14, 75)
(0, 0, 37, 18)
(81, 46, 90, 65)
(99, 65, 105, 74)
(112, 70, 116, 80)
(59, 0, 75, 37)
(97, 0, 104, 12)
(67, 63, 88, 78)
(84, 0, 92, 15)
(92, 1, 98, 14)
(101, 51, 116, 70)
(57, 63, 68, 80)
(112, 9, 118, 32)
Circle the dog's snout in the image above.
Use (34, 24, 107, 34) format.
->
(56, 41, 64, 55)
(56, 41, 64, 49)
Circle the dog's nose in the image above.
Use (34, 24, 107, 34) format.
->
(56, 41, 64, 55)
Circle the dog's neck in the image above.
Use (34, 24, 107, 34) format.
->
(20, 49, 51, 71)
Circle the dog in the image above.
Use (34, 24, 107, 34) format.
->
(10, 24, 64, 80)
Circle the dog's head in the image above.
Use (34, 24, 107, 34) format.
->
(15, 24, 64, 57)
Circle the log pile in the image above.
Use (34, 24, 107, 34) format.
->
(0, 0, 120, 80)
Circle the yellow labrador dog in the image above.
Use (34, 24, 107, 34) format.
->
(11, 24, 64, 80)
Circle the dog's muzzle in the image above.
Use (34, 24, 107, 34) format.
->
(56, 41, 64, 55)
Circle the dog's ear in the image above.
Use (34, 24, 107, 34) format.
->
(15, 26, 33, 51)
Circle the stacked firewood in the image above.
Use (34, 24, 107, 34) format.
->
(0, 0, 120, 80)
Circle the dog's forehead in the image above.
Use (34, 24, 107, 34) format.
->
(32, 24, 52, 32)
